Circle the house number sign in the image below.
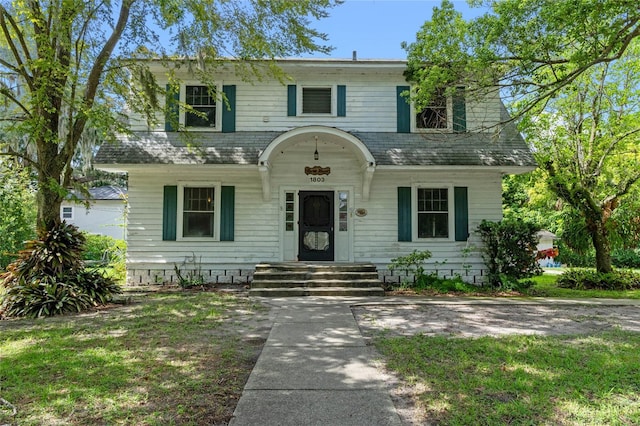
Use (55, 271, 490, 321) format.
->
(305, 166, 330, 183)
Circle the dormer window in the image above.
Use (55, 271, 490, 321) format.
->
(185, 85, 216, 127)
(416, 89, 447, 129)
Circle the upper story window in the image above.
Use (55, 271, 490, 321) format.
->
(302, 87, 332, 114)
(416, 89, 447, 129)
(185, 85, 216, 128)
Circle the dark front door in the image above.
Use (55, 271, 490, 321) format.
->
(299, 191, 334, 261)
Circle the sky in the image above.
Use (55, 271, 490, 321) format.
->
(306, 0, 487, 59)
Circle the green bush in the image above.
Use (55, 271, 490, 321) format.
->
(0, 160, 36, 270)
(83, 233, 126, 283)
(0, 222, 121, 318)
(611, 249, 640, 269)
(83, 233, 126, 263)
(555, 242, 595, 267)
(477, 219, 542, 288)
(388, 250, 433, 288)
(557, 269, 640, 291)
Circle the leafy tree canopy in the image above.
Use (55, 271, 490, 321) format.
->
(0, 0, 340, 232)
(404, 0, 640, 116)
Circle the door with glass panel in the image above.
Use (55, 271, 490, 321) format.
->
(298, 191, 334, 261)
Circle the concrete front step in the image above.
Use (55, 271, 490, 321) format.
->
(252, 272, 380, 282)
(255, 262, 378, 272)
(249, 287, 385, 297)
(250, 262, 385, 297)
(251, 279, 384, 289)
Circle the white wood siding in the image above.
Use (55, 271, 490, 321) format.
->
(128, 63, 503, 134)
(61, 200, 126, 240)
(125, 162, 502, 284)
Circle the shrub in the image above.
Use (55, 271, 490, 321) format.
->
(0, 222, 121, 318)
(388, 250, 433, 288)
(83, 233, 126, 263)
(611, 248, 640, 269)
(555, 242, 595, 267)
(557, 269, 640, 291)
(0, 160, 37, 270)
(477, 219, 542, 288)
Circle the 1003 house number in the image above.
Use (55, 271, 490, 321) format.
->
(310, 177, 325, 183)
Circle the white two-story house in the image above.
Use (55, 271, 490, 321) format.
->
(95, 58, 535, 286)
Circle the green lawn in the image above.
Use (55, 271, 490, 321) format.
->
(524, 271, 640, 299)
(375, 330, 640, 425)
(0, 291, 269, 425)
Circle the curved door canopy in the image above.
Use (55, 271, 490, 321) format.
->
(299, 191, 334, 261)
(257, 126, 376, 201)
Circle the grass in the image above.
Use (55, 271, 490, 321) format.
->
(390, 270, 640, 299)
(524, 272, 640, 299)
(375, 330, 640, 425)
(0, 290, 269, 425)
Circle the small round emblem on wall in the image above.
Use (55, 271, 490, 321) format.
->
(355, 208, 367, 217)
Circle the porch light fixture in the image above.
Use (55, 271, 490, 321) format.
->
(314, 136, 319, 161)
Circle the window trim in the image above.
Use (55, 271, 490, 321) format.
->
(412, 184, 455, 241)
(298, 85, 336, 116)
(176, 182, 221, 241)
(181, 84, 223, 131)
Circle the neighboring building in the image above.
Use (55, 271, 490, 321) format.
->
(536, 230, 560, 267)
(94, 58, 535, 285)
(61, 185, 127, 240)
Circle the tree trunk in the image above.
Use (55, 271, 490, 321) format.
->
(36, 173, 64, 235)
(588, 218, 613, 273)
(35, 138, 65, 235)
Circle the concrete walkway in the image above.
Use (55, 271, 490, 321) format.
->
(229, 297, 402, 426)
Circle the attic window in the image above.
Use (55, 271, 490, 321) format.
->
(416, 89, 447, 129)
(185, 86, 216, 127)
(302, 87, 332, 114)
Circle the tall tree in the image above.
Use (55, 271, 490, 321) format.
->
(522, 51, 640, 273)
(403, 0, 640, 117)
(0, 0, 339, 234)
(405, 0, 640, 273)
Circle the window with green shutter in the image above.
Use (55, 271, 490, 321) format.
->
(396, 86, 410, 133)
(454, 187, 469, 241)
(287, 85, 297, 116)
(453, 87, 466, 132)
(165, 84, 180, 132)
(162, 184, 235, 241)
(222, 85, 236, 133)
(337, 85, 346, 117)
(397, 187, 412, 241)
(163, 186, 177, 240)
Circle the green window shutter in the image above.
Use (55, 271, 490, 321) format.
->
(337, 85, 346, 117)
(220, 186, 235, 241)
(287, 85, 297, 116)
(454, 186, 469, 241)
(222, 85, 236, 133)
(396, 86, 410, 133)
(165, 84, 180, 132)
(162, 186, 177, 241)
(398, 187, 412, 241)
(453, 87, 466, 132)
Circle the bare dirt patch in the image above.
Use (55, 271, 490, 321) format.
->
(352, 302, 640, 339)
